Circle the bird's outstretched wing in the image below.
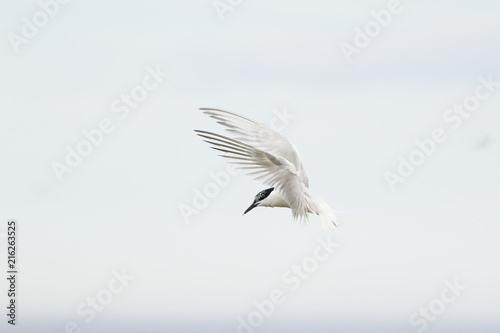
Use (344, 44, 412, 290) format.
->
(199, 108, 309, 187)
(194, 130, 313, 221)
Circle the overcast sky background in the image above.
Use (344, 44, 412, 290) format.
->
(1, 1, 499, 332)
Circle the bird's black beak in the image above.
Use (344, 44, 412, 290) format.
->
(243, 202, 257, 215)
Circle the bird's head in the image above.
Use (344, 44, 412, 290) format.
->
(243, 187, 274, 215)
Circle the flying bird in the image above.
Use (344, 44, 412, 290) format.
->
(195, 108, 341, 232)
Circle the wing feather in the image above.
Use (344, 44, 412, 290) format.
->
(199, 108, 309, 187)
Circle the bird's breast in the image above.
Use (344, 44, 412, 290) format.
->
(260, 190, 289, 208)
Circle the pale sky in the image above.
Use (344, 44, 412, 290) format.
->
(1, 1, 499, 332)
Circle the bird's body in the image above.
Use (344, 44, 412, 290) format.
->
(258, 190, 289, 209)
(195, 108, 341, 232)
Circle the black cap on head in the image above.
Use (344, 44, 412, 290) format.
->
(255, 187, 274, 202)
(243, 187, 274, 215)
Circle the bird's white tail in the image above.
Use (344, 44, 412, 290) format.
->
(310, 194, 342, 233)
(319, 208, 342, 233)
(302, 189, 342, 233)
